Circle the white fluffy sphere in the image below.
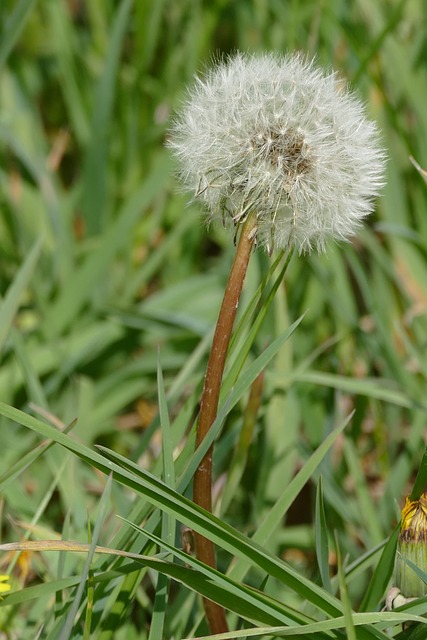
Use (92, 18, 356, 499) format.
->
(169, 52, 385, 253)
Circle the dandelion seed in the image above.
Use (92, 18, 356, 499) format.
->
(168, 52, 385, 253)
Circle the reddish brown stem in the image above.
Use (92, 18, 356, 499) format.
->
(193, 215, 257, 635)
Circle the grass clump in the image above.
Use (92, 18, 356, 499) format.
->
(1, 0, 427, 638)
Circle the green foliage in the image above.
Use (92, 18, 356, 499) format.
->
(1, 0, 427, 637)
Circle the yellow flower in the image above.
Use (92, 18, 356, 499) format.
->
(0, 575, 11, 596)
(401, 494, 427, 538)
(396, 494, 427, 597)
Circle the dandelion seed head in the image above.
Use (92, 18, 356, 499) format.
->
(168, 52, 386, 253)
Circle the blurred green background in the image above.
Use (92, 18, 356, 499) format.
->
(1, 0, 427, 637)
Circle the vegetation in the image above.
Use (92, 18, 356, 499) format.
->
(1, 0, 427, 638)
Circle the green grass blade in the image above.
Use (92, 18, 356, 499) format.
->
(81, 0, 134, 234)
(0, 401, 397, 639)
(57, 474, 112, 639)
(220, 371, 265, 516)
(182, 317, 305, 487)
(0, 238, 42, 352)
(92, 317, 304, 503)
(148, 356, 176, 640)
(316, 476, 332, 593)
(335, 532, 357, 640)
(122, 520, 334, 638)
(157, 352, 176, 526)
(0, 401, 345, 619)
(9, 327, 47, 407)
(360, 523, 400, 612)
(224, 251, 293, 393)
(83, 527, 95, 640)
(275, 370, 424, 411)
(229, 413, 353, 584)
(0, 439, 52, 491)
(343, 438, 384, 546)
(0, 537, 326, 636)
(410, 447, 427, 500)
(180, 612, 427, 639)
(45, 154, 171, 336)
(0, 0, 36, 70)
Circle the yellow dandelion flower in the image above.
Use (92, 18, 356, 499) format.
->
(0, 575, 11, 596)
(396, 494, 427, 597)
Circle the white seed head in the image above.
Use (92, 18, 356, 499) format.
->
(168, 52, 386, 253)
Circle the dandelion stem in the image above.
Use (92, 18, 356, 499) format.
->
(193, 214, 257, 634)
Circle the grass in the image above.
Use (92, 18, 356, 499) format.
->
(1, 0, 427, 638)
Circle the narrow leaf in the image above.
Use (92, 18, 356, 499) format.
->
(335, 532, 357, 640)
(410, 446, 427, 501)
(360, 523, 400, 612)
(0, 238, 43, 352)
(315, 477, 332, 593)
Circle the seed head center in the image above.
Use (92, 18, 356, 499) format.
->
(252, 126, 311, 179)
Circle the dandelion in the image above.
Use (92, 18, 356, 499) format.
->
(0, 575, 11, 597)
(395, 494, 427, 598)
(169, 52, 385, 253)
(168, 52, 385, 635)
